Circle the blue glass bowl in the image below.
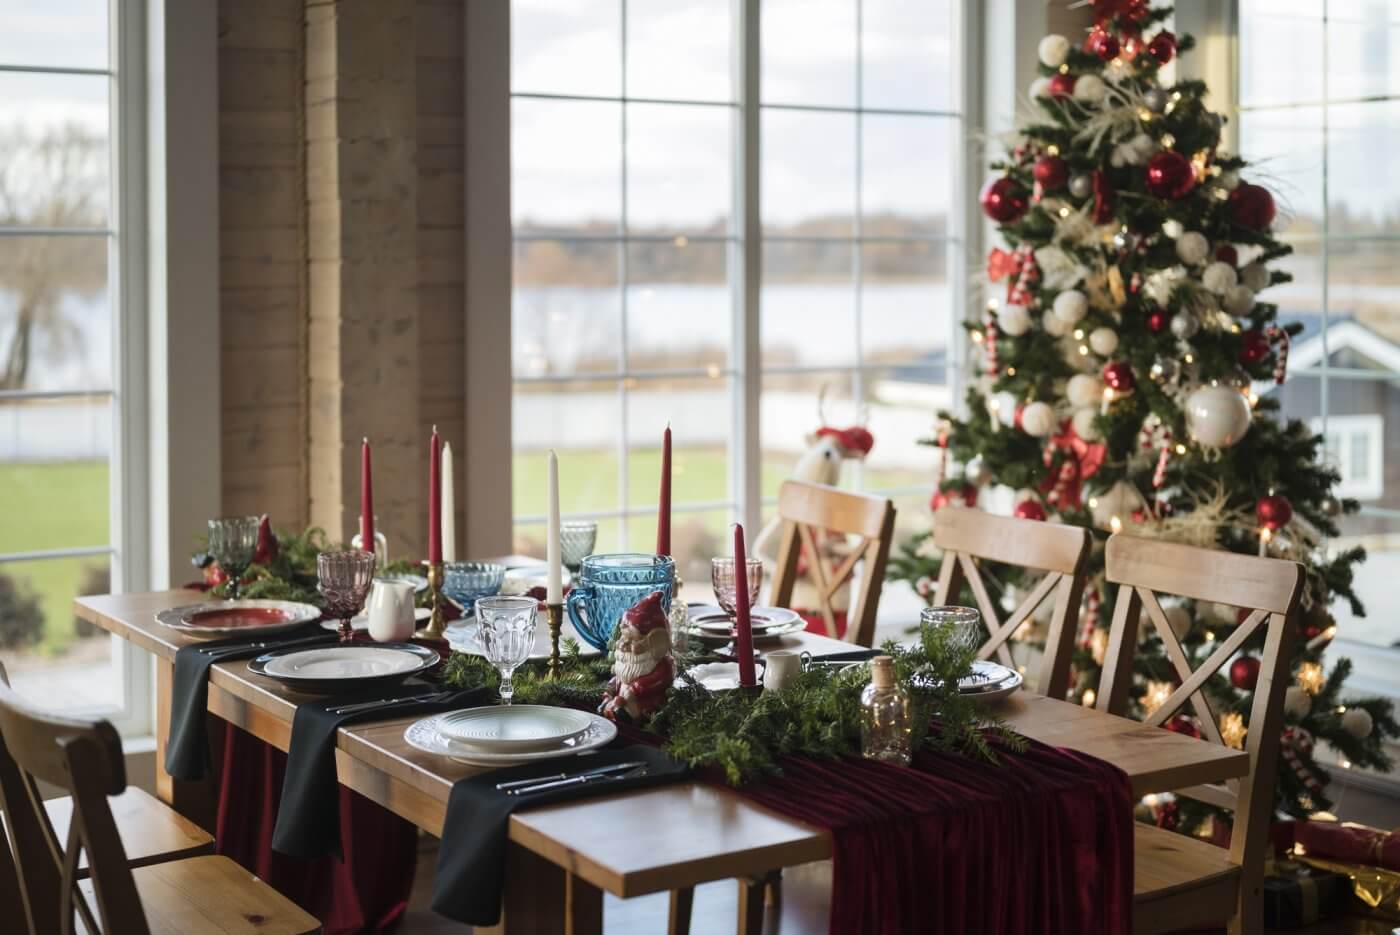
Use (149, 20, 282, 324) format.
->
(442, 561, 506, 612)
(565, 553, 674, 651)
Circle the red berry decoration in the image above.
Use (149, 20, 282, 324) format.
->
(1229, 655, 1261, 691)
(1014, 499, 1048, 521)
(1047, 73, 1077, 99)
(1229, 182, 1277, 230)
(931, 484, 978, 511)
(980, 176, 1029, 223)
(1165, 715, 1201, 739)
(1146, 308, 1171, 333)
(1215, 244, 1239, 266)
(1087, 29, 1120, 61)
(1034, 154, 1069, 190)
(1256, 493, 1294, 531)
(1144, 151, 1197, 200)
(1102, 361, 1136, 393)
(1239, 329, 1270, 365)
(1147, 30, 1177, 64)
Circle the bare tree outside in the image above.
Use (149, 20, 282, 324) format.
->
(0, 122, 106, 390)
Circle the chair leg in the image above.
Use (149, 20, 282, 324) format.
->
(667, 886, 694, 935)
(1227, 882, 1263, 935)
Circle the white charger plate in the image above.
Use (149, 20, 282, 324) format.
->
(320, 606, 432, 633)
(959, 660, 1023, 703)
(155, 600, 321, 636)
(436, 705, 593, 753)
(403, 711, 617, 766)
(263, 645, 428, 680)
(681, 605, 806, 643)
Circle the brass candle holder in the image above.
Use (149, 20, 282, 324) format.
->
(545, 602, 564, 679)
(417, 560, 448, 641)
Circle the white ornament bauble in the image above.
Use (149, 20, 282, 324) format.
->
(965, 455, 993, 487)
(1218, 170, 1241, 192)
(1223, 284, 1256, 317)
(1042, 311, 1071, 337)
(1052, 289, 1089, 324)
(1035, 245, 1086, 290)
(1089, 327, 1119, 356)
(998, 303, 1032, 336)
(1071, 406, 1101, 441)
(1038, 34, 1071, 68)
(1240, 262, 1270, 292)
(1073, 74, 1108, 105)
(989, 390, 1020, 427)
(1202, 261, 1238, 295)
(1162, 219, 1184, 239)
(1284, 685, 1312, 719)
(1175, 231, 1210, 265)
(1067, 374, 1104, 408)
(1170, 313, 1200, 340)
(1090, 479, 1146, 530)
(1020, 401, 1057, 437)
(1185, 384, 1253, 447)
(1029, 77, 1053, 100)
(1207, 601, 1239, 626)
(1163, 605, 1192, 640)
(1342, 707, 1374, 739)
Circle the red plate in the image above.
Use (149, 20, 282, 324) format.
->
(182, 607, 296, 629)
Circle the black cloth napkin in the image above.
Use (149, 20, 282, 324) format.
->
(165, 626, 335, 780)
(431, 744, 689, 926)
(271, 685, 490, 860)
(807, 647, 881, 663)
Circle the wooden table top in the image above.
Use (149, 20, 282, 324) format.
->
(77, 590, 1249, 898)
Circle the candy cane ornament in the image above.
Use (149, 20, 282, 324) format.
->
(984, 314, 999, 377)
(1266, 325, 1290, 385)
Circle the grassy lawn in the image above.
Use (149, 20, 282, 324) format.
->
(0, 461, 110, 657)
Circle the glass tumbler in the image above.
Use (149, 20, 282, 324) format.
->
(920, 605, 983, 657)
(475, 595, 540, 704)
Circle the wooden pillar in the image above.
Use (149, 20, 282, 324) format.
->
(305, 0, 422, 550)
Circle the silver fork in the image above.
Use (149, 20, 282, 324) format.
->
(329, 690, 454, 716)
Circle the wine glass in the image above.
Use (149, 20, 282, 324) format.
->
(318, 550, 377, 642)
(208, 516, 261, 599)
(559, 521, 598, 575)
(474, 596, 539, 705)
(710, 557, 763, 619)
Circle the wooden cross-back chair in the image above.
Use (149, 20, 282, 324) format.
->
(770, 480, 897, 648)
(930, 507, 1092, 699)
(1095, 534, 1304, 935)
(0, 664, 320, 935)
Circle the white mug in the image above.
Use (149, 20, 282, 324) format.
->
(366, 580, 417, 642)
(762, 650, 801, 694)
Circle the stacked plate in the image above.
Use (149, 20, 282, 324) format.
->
(247, 642, 440, 693)
(958, 660, 1023, 703)
(404, 705, 617, 767)
(155, 600, 321, 636)
(680, 605, 807, 645)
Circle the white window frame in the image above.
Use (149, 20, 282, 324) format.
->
(1310, 414, 1384, 502)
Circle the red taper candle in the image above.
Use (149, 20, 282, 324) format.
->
(733, 523, 756, 687)
(428, 425, 442, 563)
(656, 424, 672, 556)
(360, 437, 374, 553)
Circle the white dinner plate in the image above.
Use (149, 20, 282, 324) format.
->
(263, 645, 428, 680)
(445, 616, 602, 659)
(959, 661, 1023, 703)
(320, 606, 432, 632)
(436, 705, 594, 753)
(155, 600, 321, 637)
(403, 711, 617, 766)
(681, 605, 806, 643)
(676, 661, 751, 692)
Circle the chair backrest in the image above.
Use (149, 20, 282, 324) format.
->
(770, 480, 897, 647)
(930, 507, 1093, 699)
(0, 661, 147, 935)
(1095, 535, 1304, 894)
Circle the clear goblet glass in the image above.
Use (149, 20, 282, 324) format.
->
(475, 596, 539, 705)
(559, 521, 598, 575)
(710, 557, 763, 618)
(209, 516, 261, 599)
(317, 550, 377, 642)
(920, 605, 983, 656)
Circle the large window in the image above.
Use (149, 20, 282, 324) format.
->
(0, 1, 141, 722)
(1238, 0, 1400, 656)
(509, 0, 964, 594)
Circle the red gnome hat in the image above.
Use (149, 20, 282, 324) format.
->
(816, 426, 875, 459)
(623, 591, 669, 635)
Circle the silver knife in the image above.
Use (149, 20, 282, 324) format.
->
(507, 764, 648, 796)
(495, 760, 645, 793)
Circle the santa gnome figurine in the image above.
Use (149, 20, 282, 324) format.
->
(600, 591, 675, 723)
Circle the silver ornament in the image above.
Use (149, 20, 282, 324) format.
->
(1320, 495, 1341, 517)
(1143, 88, 1167, 112)
(1068, 174, 1093, 199)
(965, 455, 993, 487)
(1170, 313, 1200, 340)
(1149, 357, 1181, 384)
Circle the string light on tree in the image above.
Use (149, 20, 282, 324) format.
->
(1297, 661, 1326, 695)
(1220, 712, 1247, 750)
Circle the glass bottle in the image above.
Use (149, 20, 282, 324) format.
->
(669, 573, 690, 656)
(350, 515, 389, 572)
(860, 655, 912, 766)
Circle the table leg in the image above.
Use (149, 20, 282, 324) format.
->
(486, 843, 603, 935)
(153, 657, 220, 831)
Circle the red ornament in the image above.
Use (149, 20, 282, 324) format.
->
(1144, 151, 1197, 200)
(1230, 183, 1277, 230)
(1256, 493, 1294, 531)
(1087, 29, 1120, 61)
(1102, 361, 1136, 393)
(930, 484, 978, 511)
(1014, 499, 1048, 521)
(1239, 329, 1270, 365)
(980, 176, 1029, 223)
(1165, 715, 1201, 739)
(1229, 656, 1261, 691)
(1147, 30, 1177, 64)
(1047, 73, 1077, 99)
(1034, 154, 1069, 190)
(1214, 244, 1239, 266)
(1146, 308, 1171, 333)
(1092, 169, 1114, 224)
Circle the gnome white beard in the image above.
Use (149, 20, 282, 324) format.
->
(613, 626, 670, 684)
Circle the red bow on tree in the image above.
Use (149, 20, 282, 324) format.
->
(1040, 421, 1106, 510)
(987, 246, 1038, 306)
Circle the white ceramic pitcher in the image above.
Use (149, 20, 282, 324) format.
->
(366, 579, 417, 642)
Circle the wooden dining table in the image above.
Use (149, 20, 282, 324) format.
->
(76, 590, 1250, 934)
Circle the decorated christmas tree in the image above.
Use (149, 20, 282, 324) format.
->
(892, 1, 1398, 829)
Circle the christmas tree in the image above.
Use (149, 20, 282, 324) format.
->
(892, 1, 1398, 830)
